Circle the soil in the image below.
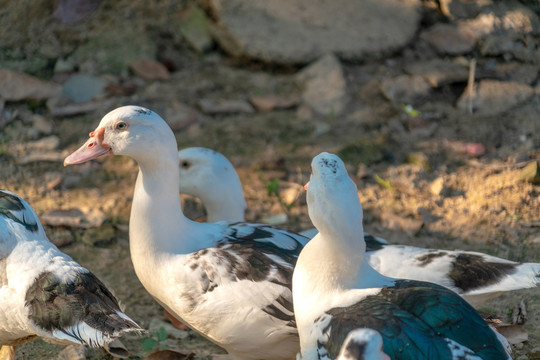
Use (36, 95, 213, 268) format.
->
(0, 0, 539, 359)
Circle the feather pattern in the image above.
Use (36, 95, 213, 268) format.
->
(0, 190, 143, 358)
(176, 147, 540, 306)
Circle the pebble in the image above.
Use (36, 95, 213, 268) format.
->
(249, 96, 297, 112)
(0, 69, 61, 101)
(198, 99, 255, 114)
(380, 75, 431, 106)
(456, 80, 534, 116)
(130, 59, 170, 81)
(296, 54, 347, 116)
(62, 74, 106, 103)
(57, 345, 87, 360)
(420, 23, 476, 55)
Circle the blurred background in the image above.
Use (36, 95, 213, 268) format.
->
(0, 0, 539, 358)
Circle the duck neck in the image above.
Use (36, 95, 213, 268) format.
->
(204, 191, 245, 223)
(129, 152, 194, 280)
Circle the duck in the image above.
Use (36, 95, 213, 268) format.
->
(293, 152, 511, 360)
(64, 106, 309, 360)
(0, 190, 143, 360)
(176, 147, 540, 307)
(336, 329, 389, 360)
(178, 147, 247, 223)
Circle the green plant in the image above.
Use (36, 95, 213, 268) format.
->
(265, 178, 296, 212)
(142, 326, 168, 355)
(374, 174, 393, 190)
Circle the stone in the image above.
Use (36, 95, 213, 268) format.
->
(198, 99, 255, 114)
(249, 96, 298, 112)
(31, 114, 54, 135)
(47, 228, 75, 247)
(164, 102, 205, 132)
(69, 24, 157, 74)
(82, 225, 115, 246)
(130, 60, 170, 81)
(53, 0, 101, 23)
(380, 75, 431, 106)
(0, 69, 61, 101)
(41, 207, 106, 228)
(48, 98, 115, 118)
(179, 5, 214, 53)
(57, 344, 87, 360)
(206, 0, 421, 64)
(62, 74, 105, 103)
(145, 350, 195, 360)
(456, 80, 534, 116)
(404, 59, 469, 87)
(17, 151, 66, 164)
(296, 54, 347, 116)
(493, 63, 538, 85)
(420, 23, 476, 55)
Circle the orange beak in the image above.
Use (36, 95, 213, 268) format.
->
(304, 181, 310, 191)
(64, 128, 112, 166)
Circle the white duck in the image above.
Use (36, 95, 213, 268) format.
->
(0, 190, 143, 360)
(293, 152, 511, 360)
(176, 147, 540, 307)
(64, 106, 309, 360)
(336, 329, 389, 360)
(178, 147, 247, 223)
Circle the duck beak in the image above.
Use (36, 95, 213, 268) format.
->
(304, 181, 310, 191)
(64, 128, 112, 166)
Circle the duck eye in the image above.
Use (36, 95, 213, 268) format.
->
(180, 160, 191, 169)
(115, 121, 128, 130)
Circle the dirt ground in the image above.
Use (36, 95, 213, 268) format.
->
(0, 0, 539, 359)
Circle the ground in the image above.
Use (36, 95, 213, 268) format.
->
(0, 0, 539, 359)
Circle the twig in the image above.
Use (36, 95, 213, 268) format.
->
(465, 58, 476, 114)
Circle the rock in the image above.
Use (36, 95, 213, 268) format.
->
(456, 80, 534, 116)
(420, 23, 476, 55)
(62, 74, 105, 103)
(82, 224, 115, 246)
(380, 75, 431, 106)
(206, 0, 421, 64)
(296, 54, 347, 116)
(404, 59, 469, 87)
(518, 161, 540, 185)
(198, 99, 255, 114)
(53, 0, 101, 23)
(164, 102, 205, 132)
(57, 344, 87, 360)
(0, 69, 61, 101)
(380, 213, 423, 236)
(31, 114, 54, 135)
(493, 62, 539, 85)
(29, 135, 60, 151)
(145, 350, 195, 360)
(438, 0, 483, 19)
(249, 96, 298, 112)
(148, 318, 189, 341)
(429, 177, 444, 196)
(130, 60, 170, 81)
(47, 228, 75, 247)
(17, 151, 66, 164)
(41, 207, 106, 228)
(48, 98, 116, 118)
(69, 25, 157, 74)
(178, 5, 214, 53)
